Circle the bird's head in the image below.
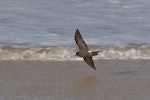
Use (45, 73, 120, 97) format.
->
(75, 51, 80, 56)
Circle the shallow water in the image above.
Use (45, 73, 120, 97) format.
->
(0, 0, 150, 61)
(0, 0, 150, 47)
(0, 44, 150, 60)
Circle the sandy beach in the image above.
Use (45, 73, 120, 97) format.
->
(0, 60, 150, 100)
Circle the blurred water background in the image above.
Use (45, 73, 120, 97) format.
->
(0, 0, 150, 60)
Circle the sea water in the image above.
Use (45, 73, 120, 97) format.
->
(0, 0, 150, 60)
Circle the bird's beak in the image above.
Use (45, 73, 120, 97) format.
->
(74, 54, 77, 57)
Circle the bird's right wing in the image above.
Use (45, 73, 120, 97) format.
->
(75, 29, 89, 50)
(83, 56, 96, 70)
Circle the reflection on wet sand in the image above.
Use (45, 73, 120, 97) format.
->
(74, 76, 98, 100)
(0, 60, 150, 100)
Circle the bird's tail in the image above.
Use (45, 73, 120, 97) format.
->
(91, 51, 99, 56)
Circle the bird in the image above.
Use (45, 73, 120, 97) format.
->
(74, 29, 99, 70)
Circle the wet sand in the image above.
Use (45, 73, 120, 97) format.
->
(0, 60, 150, 100)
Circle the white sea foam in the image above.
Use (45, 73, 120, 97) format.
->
(0, 45, 150, 61)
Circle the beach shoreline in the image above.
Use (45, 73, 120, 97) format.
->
(0, 60, 150, 100)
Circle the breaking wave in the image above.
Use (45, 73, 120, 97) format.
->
(0, 45, 150, 61)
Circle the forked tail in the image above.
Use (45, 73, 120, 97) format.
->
(91, 51, 99, 56)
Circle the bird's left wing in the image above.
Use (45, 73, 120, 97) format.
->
(83, 56, 96, 70)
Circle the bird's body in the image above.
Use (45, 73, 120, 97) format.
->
(76, 50, 91, 57)
(74, 29, 99, 70)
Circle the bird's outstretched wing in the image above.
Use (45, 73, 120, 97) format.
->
(75, 29, 89, 50)
(83, 56, 96, 70)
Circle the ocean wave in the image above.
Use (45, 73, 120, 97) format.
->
(0, 45, 150, 61)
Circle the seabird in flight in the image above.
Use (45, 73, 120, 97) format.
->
(75, 29, 99, 70)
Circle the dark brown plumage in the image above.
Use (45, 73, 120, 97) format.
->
(75, 29, 99, 70)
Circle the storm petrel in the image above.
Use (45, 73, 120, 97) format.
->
(75, 29, 99, 70)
